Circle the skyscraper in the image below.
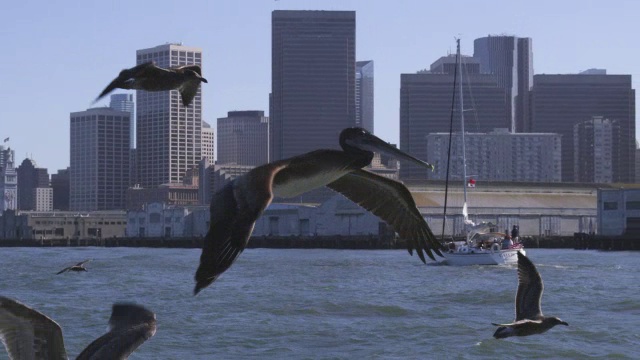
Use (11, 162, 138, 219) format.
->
(109, 94, 135, 148)
(16, 158, 49, 210)
(474, 35, 533, 132)
(531, 74, 635, 183)
(399, 55, 508, 180)
(356, 60, 374, 133)
(574, 116, 621, 183)
(217, 111, 269, 166)
(271, 10, 356, 161)
(135, 43, 203, 188)
(70, 107, 130, 211)
(201, 121, 215, 162)
(51, 168, 70, 211)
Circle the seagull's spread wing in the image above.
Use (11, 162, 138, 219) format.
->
(0, 297, 67, 360)
(515, 252, 544, 321)
(76, 303, 156, 360)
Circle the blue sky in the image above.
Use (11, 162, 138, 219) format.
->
(0, 0, 637, 172)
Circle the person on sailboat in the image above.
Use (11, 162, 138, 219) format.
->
(511, 225, 520, 242)
(502, 233, 513, 250)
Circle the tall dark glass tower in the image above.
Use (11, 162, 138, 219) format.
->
(271, 10, 356, 161)
(399, 55, 508, 180)
(531, 74, 635, 183)
(474, 35, 533, 132)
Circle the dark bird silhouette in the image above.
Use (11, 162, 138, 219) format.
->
(0, 296, 156, 359)
(492, 252, 568, 339)
(194, 127, 443, 294)
(56, 259, 92, 275)
(95, 61, 208, 106)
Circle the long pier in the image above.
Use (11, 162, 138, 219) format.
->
(0, 233, 637, 251)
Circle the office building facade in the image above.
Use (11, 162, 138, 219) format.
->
(574, 116, 621, 183)
(16, 158, 49, 211)
(531, 74, 635, 183)
(217, 111, 269, 166)
(70, 108, 130, 211)
(399, 63, 508, 180)
(271, 10, 356, 161)
(474, 36, 533, 132)
(201, 121, 215, 162)
(136, 43, 203, 188)
(51, 168, 70, 211)
(356, 60, 374, 133)
(426, 129, 561, 183)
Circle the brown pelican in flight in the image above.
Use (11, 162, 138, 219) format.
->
(0, 296, 156, 359)
(56, 259, 91, 275)
(95, 61, 207, 106)
(493, 252, 568, 339)
(194, 127, 443, 294)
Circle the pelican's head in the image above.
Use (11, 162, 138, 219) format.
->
(339, 127, 434, 171)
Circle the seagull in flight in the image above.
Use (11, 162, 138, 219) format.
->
(492, 252, 568, 339)
(0, 296, 157, 359)
(56, 259, 92, 275)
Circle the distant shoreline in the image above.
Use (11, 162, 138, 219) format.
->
(0, 234, 637, 251)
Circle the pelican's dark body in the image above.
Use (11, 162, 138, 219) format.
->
(95, 62, 207, 106)
(194, 127, 442, 294)
(492, 252, 568, 338)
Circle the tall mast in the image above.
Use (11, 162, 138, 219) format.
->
(457, 39, 468, 216)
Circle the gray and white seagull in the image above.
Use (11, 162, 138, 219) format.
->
(492, 252, 568, 339)
(0, 296, 157, 359)
(56, 259, 92, 275)
(95, 61, 208, 106)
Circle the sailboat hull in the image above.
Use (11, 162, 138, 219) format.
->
(441, 248, 525, 266)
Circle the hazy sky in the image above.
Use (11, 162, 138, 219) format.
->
(1, 0, 637, 172)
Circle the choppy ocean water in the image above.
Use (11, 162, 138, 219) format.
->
(0, 247, 638, 359)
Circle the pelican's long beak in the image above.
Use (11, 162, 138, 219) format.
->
(352, 133, 435, 171)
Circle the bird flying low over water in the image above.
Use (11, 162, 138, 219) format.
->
(492, 252, 568, 339)
(95, 61, 207, 106)
(194, 127, 444, 294)
(56, 259, 92, 274)
(0, 296, 156, 360)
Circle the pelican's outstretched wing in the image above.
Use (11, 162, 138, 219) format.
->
(327, 169, 443, 262)
(194, 162, 287, 294)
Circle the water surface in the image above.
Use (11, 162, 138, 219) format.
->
(0, 248, 638, 359)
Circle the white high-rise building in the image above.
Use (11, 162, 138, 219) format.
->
(135, 43, 203, 188)
(69, 108, 130, 211)
(426, 129, 561, 183)
(33, 187, 53, 211)
(201, 120, 215, 162)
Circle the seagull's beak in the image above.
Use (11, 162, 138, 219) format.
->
(352, 132, 435, 171)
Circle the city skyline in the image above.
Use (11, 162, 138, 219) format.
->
(1, 0, 638, 172)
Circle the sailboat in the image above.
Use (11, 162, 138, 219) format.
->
(440, 39, 525, 266)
